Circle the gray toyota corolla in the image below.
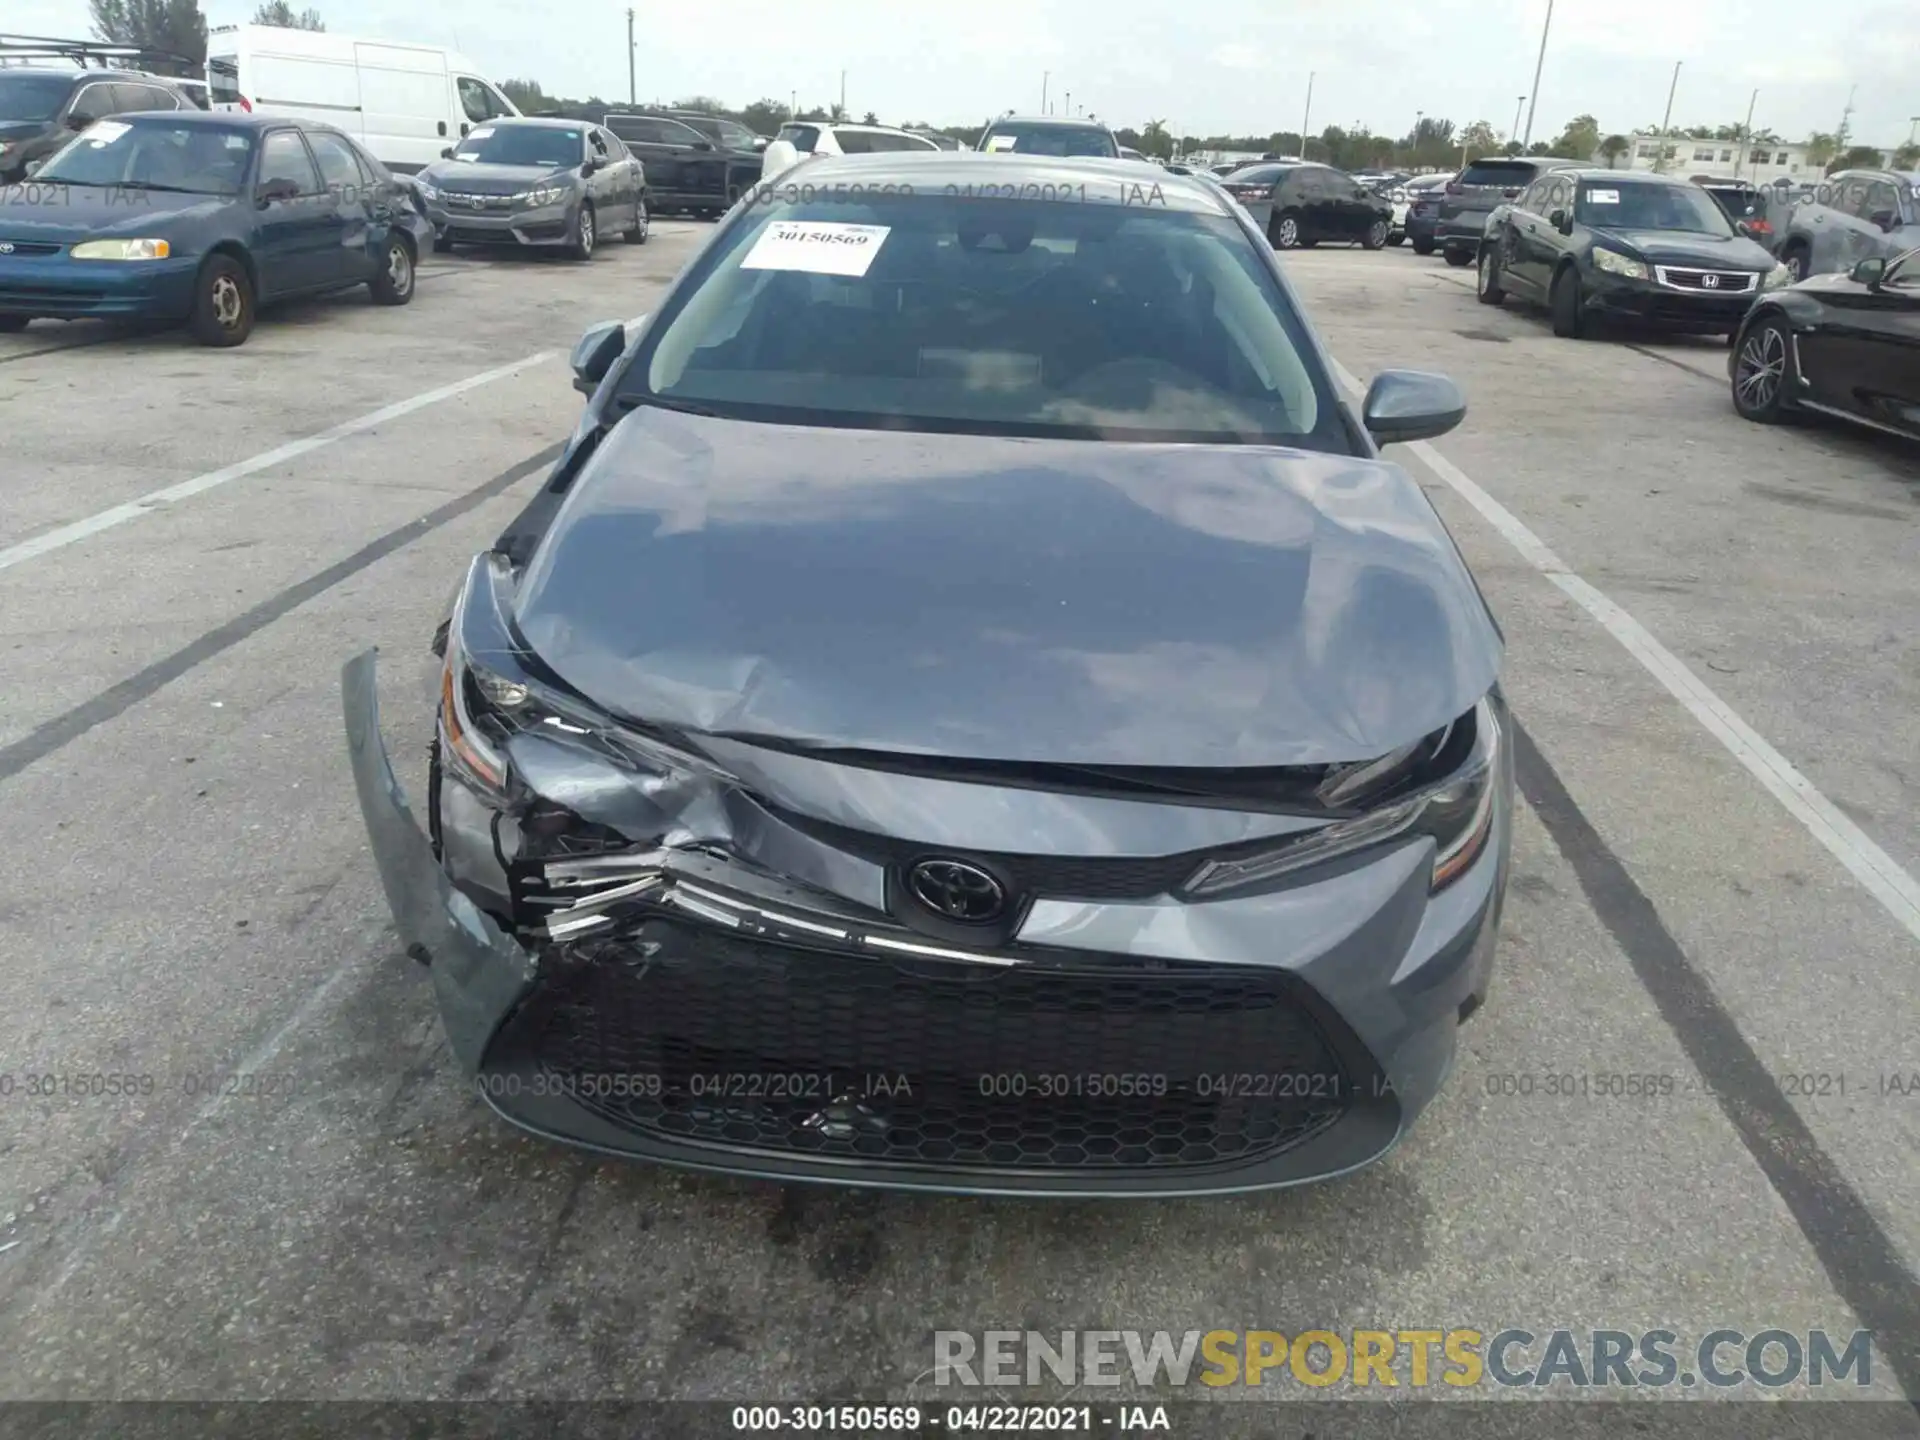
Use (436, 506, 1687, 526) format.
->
(345, 152, 1513, 1196)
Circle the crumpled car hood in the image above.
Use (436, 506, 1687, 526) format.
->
(511, 408, 1503, 767)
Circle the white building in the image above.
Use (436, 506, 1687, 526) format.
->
(1594, 131, 1825, 184)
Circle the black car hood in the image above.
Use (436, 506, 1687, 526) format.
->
(509, 410, 1502, 768)
(1595, 228, 1774, 269)
(0, 190, 226, 242)
(422, 161, 568, 193)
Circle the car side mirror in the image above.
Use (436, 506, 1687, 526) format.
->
(581, 158, 598, 176)
(570, 320, 626, 395)
(691, 139, 714, 151)
(255, 178, 299, 207)
(23, 159, 44, 177)
(440, 146, 454, 160)
(753, 136, 769, 150)
(1549, 209, 1572, 234)
(1869, 210, 1898, 233)
(1850, 257, 1887, 289)
(65, 110, 96, 130)
(1361, 370, 1466, 446)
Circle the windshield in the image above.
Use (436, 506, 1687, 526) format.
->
(980, 123, 1117, 158)
(623, 190, 1343, 450)
(448, 123, 581, 168)
(36, 119, 255, 194)
(1577, 181, 1733, 235)
(0, 73, 73, 123)
(1458, 161, 1538, 189)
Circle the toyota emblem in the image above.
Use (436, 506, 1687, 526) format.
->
(1702, 273, 1720, 288)
(0, 243, 13, 254)
(906, 859, 1005, 923)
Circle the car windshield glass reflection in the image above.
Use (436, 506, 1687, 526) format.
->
(984, 125, 1116, 157)
(0, 73, 74, 122)
(451, 124, 581, 169)
(36, 121, 255, 195)
(1577, 182, 1733, 236)
(628, 192, 1346, 451)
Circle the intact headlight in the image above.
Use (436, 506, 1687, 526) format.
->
(519, 184, 567, 207)
(1762, 262, 1792, 290)
(1182, 697, 1502, 899)
(71, 238, 171, 260)
(1592, 247, 1648, 280)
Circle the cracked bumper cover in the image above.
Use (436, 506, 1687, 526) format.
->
(343, 649, 1512, 1196)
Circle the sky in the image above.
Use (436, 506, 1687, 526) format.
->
(11, 0, 1918, 149)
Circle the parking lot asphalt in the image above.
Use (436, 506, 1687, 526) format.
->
(0, 226, 1917, 1406)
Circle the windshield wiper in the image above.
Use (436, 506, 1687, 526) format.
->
(619, 393, 722, 418)
(116, 182, 220, 195)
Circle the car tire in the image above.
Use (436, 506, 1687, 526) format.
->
(1412, 236, 1435, 255)
(570, 204, 596, 261)
(1444, 245, 1472, 267)
(431, 234, 455, 255)
(188, 253, 255, 348)
(1269, 210, 1303, 250)
(0, 315, 28, 333)
(368, 235, 415, 306)
(623, 199, 648, 244)
(1731, 315, 1796, 424)
(1476, 245, 1506, 305)
(1549, 266, 1587, 339)
(1782, 243, 1810, 284)
(1361, 218, 1390, 250)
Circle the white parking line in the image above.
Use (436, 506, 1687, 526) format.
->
(1332, 358, 1920, 946)
(0, 351, 556, 574)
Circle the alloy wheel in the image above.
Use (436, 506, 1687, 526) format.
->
(210, 274, 243, 330)
(386, 242, 412, 294)
(1735, 324, 1786, 412)
(1368, 220, 1388, 247)
(1277, 217, 1298, 248)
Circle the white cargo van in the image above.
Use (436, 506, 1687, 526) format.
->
(206, 24, 520, 173)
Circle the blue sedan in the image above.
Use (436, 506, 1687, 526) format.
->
(0, 111, 433, 346)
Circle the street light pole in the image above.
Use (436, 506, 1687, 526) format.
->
(1041, 71, 1048, 114)
(626, 8, 635, 106)
(1740, 87, 1757, 179)
(1512, 95, 1525, 149)
(1301, 70, 1315, 158)
(1521, 0, 1553, 147)
(839, 70, 846, 116)
(1657, 60, 1681, 172)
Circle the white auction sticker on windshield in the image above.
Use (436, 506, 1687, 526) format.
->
(468, 126, 495, 140)
(85, 121, 131, 145)
(1587, 188, 1621, 204)
(741, 220, 891, 277)
(985, 134, 1018, 152)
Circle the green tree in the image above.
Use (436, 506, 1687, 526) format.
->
(89, 0, 207, 73)
(252, 0, 323, 27)
(499, 78, 549, 111)
(1827, 144, 1884, 174)
(1805, 131, 1838, 167)
(740, 98, 788, 135)
(1458, 119, 1498, 159)
(862, 110, 878, 125)
(1894, 142, 1920, 170)
(1599, 133, 1629, 167)
(1551, 113, 1601, 160)
(1139, 118, 1173, 160)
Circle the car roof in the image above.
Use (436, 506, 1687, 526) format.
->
(111, 109, 279, 129)
(4, 65, 179, 83)
(1558, 168, 1696, 185)
(756, 151, 1232, 215)
(478, 116, 590, 129)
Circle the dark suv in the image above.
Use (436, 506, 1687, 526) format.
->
(1436, 155, 1583, 266)
(602, 111, 764, 218)
(0, 67, 199, 183)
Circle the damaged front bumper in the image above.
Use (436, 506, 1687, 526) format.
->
(343, 647, 1511, 1198)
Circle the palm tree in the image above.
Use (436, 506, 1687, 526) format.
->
(1140, 118, 1172, 159)
(1600, 133, 1629, 167)
(1805, 131, 1837, 167)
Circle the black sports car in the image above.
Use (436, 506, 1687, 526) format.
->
(1731, 246, 1920, 440)
(1476, 169, 1789, 338)
(345, 151, 1514, 1197)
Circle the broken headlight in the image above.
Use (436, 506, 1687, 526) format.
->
(1181, 696, 1501, 899)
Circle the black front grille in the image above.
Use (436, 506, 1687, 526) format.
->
(1661, 269, 1756, 292)
(491, 919, 1352, 1172)
(0, 285, 106, 309)
(445, 226, 514, 244)
(765, 804, 1217, 901)
(0, 240, 62, 256)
